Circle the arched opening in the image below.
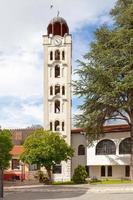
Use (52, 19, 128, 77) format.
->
(55, 85, 60, 95)
(62, 86, 65, 95)
(78, 145, 85, 155)
(55, 120, 60, 131)
(50, 122, 52, 131)
(55, 50, 60, 60)
(62, 122, 64, 131)
(50, 51, 53, 60)
(62, 51, 65, 60)
(50, 86, 53, 95)
(55, 65, 60, 78)
(119, 138, 131, 154)
(54, 100, 60, 113)
(96, 139, 116, 155)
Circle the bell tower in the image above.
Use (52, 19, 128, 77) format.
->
(43, 17, 72, 181)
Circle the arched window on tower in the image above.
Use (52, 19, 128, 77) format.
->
(55, 50, 60, 60)
(50, 122, 52, 131)
(54, 100, 60, 113)
(55, 120, 60, 131)
(62, 51, 65, 60)
(55, 65, 60, 78)
(96, 139, 116, 155)
(119, 138, 131, 154)
(55, 85, 60, 95)
(50, 51, 53, 60)
(62, 122, 64, 131)
(62, 86, 65, 95)
(50, 86, 53, 95)
(78, 145, 85, 155)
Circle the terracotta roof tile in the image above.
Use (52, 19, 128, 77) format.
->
(10, 145, 24, 156)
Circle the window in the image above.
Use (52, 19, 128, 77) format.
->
(55, 65, 60, 78)
(50, 68, 52, 77)
(125, 166, 130, 177)
(54, 100, 60, 113)
(50, 86, 53, 95)
(29, 164, 40, 171)
(119, 138, 131, 154)
(62, 122, 64, 131)
(50, 51, 53, 60)
(62, 86, 65, 95)
(50, 122, 52, 131)
(78, 145, 85, 155)
(55, 85, 60, 95)
(107, 166, 112, 176)
(101, 166, 105, 177)
(52, 165, 62, 174)
(12, 159, 20, 170)
(96, 139, 116, 155)
(55, 50, 60, 60)
(62, 51, 65, 60)
(55, 120, 60, 131)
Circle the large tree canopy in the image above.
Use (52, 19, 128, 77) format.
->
(21, 129, 74, 179)
(74, 0, 133, 178)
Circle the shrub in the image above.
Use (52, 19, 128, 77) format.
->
(72, 165, 87, 184)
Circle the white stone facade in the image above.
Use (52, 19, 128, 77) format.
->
(71, 126, 131, 180)
(43, 18, 72, 181)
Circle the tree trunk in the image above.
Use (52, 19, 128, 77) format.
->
(46, 167, 52, 182)
(130, 119, 133, 180)
(0, 168, 3, 198)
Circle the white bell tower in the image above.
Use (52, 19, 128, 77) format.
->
(43, 16, 72, 181)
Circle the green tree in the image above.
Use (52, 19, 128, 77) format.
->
(21, 129, 74, 180)
(0, 129, 13, 198)
(74, 0, 133, 179)
(72, 165, 87, 184)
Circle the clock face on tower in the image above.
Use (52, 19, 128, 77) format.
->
(53, 36, 62, 46)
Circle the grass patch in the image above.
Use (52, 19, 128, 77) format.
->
(52, 181, 75, 185)
(89, 179, 133, 184)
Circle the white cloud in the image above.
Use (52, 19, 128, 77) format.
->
(0, 0, 116, 128)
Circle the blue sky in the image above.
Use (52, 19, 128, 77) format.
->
(0, 0, 117, 129)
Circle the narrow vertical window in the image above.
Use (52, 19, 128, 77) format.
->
(50, 51, 53, 60)
(55, 120, 60, 131)
(55, 50, 60, 60)
(125, 166, 130, 177)
(62, 86, 65, 95)
(55, 85, 60, 95)
(55, 65, 60, 78)
(50, 86, 53, 95)
(50, 122, 52, 131)
(62, 51, 65, 60)
(101, 166, 105, 177)
(62, 122, 64, 131)
(55, 100, 60, 113)
(107, 166, 112, 177)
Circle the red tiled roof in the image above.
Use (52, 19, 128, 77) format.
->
(71, 124, 130, 134)
(10, 145, 24, 156)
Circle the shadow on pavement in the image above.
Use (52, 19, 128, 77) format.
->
(5, 185, 88, 200)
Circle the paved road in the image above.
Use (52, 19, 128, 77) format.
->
(3, 184, 133, 200)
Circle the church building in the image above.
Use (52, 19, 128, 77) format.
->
(4, 16, 132, 182)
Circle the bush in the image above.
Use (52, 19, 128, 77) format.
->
(72, 165, 87, 184)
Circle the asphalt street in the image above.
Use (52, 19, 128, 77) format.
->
(3, 184, 133, 200)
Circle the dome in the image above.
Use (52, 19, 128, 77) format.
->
(47, 16, 69, 37)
